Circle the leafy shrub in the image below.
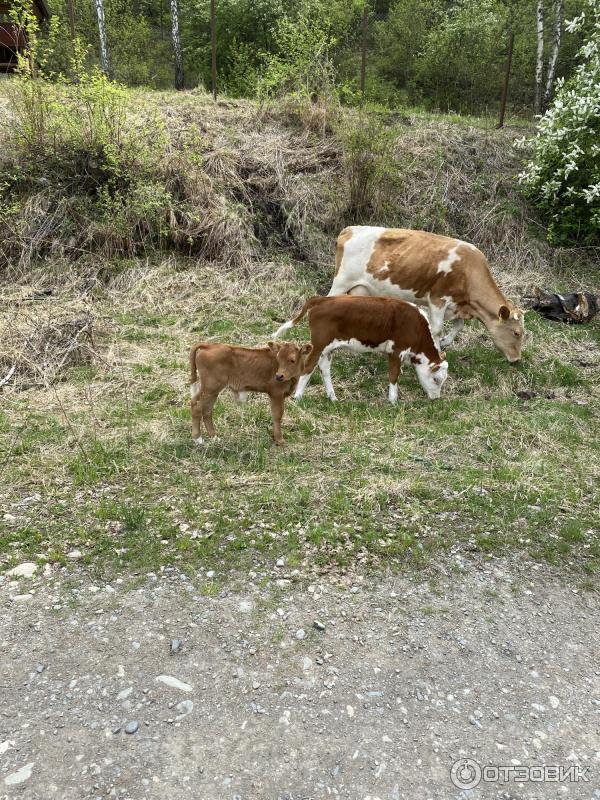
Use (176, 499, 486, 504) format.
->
(338, 116, 402, 222)
(519, 0, 600, 244)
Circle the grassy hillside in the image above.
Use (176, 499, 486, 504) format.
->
(1, 89, 599, 588)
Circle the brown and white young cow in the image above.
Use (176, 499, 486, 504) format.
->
(275, 295, 448, 402)
(323, 226, 525, 361)
(189, 340, 312, 445)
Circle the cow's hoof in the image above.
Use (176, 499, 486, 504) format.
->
(193, 437, 204, 446)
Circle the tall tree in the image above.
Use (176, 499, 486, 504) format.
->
(534, 0, 545, 114)
(94, 0, 110, 75)
(544, 0, 564, 107)
(171, 0, 184, 90)
(66, 0, 76, 40)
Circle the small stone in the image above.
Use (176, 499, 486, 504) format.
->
(155, 675, 193, 693)
(302, 656, 313, 671)
(67, 549, 83, 560)
(313, 620, 326, 632)
(7, 562, 37, 578)
(12, 594, 32, 602)
(175, 700, 194, 720)
(117, 687, 133, 701)
(206, 570, 215, 579)
(252, 681, 261, 690)
(4, 763, 34, 786)
(276, 558, 285, 568)
(415, 689, 424, 701)
(124, 721, 139, 735)
(35, 663, 45, 674)
(112, 726, 121, 735)
(295, 629, 306, 640)
(170, 639, 183, 655)
(549, 695, 560, 708)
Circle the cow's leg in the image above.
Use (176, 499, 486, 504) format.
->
(427, 299, 448, 345)
(440, 318, 464, 349)
(388, 353, 401, 404)
(270, 394, 285, 445)
(318, 352, 337, 402)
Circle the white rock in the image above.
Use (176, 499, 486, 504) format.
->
(206, 570, 215, 579)
(67, 550, 82, 560)
(117, 687, 133, 701)
(0, 740, 15, 755)
(295, 629, 305, 640)
(4, 763, 34, 786)
(155, 675, 193, 693)
(302, 656, 313, 671)
(175, 700, 194, 720)
(549, 695, 560, 708)
(7, 563, 37, 578)
(12, 594, 33, 602)
(347, 705, 355, 718)
(238, 600, 252, 613)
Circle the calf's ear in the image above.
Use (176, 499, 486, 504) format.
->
(267, 341, 280, 353)
(300, 343, 313, 356)
(498, 305, 511, 321)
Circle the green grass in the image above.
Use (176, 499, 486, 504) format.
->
(1, 258, 599, 586)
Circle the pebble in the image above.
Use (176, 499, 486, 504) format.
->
(175, 700, 194, 720)
(206, 570, 215, 579)
(170, 639, 183, 654)
(67, 549, 83, 560)
(4, 763, 34, 786)
(35, 663, 45, 674)
(117, 687, 133, 701)
(124, 721, 139, 735)
(313, 620, 326, 631)
(302, 656, 313, 671)
(296, 629, 306, 640)
(155, 675, 193, 693)
(7, 562, 37, 578)
(12, 594, 33, 602)
(549, 695, 560, 708)
(276, 558, 285, 567)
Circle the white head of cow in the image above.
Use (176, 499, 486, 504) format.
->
(487, 304, 525, 362)
(413, 353, 448, 400)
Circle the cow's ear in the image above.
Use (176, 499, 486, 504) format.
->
(300, 343, 313, 357)
(439, 351, 446, 361)
(498, 305, 511, 321)
(431, 363, 441, 373)
(267, 341, 280, 353)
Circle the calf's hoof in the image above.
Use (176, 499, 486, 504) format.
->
(193, 436, 204, 446)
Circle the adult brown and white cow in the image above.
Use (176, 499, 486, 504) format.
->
(320, 226, 524, 361)
(275, 295, 448, 402)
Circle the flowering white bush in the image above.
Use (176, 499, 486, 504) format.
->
(519, 0, 600, 244)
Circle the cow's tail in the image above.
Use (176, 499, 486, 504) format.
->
(189, 343, 206, 398)
(272, 296, 327, 338)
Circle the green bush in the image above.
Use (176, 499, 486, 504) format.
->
(519, 0, 600, 244)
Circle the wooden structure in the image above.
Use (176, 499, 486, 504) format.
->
(0, 0, 49, 73)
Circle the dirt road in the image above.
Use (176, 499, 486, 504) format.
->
(1, 558, 599, 799)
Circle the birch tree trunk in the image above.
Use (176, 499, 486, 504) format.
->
(534, 0, 545, 115)
(94, 0, 110, 76)
(544, 0, 564, 108)
(171, 0, 184, 91)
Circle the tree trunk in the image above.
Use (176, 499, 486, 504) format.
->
(210, 0, 217, 100)
(497, 28, 514, 128)
(66, 0, 76, 40)
(171, 0, 184, 90)
(94, 0, 110, 76)
(534, 0, 545, 115)
(544, 0, 564, 108)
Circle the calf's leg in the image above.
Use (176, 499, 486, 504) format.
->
(200, 391, 220, 439)
(191, 393, 204, 443)
(318, 353, 337, 402)
(388, 353, 401, 404)
(270, 394, 285, 445)
(293, 344, 323, 400)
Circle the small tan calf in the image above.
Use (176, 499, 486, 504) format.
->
(189, 341, 313, 445)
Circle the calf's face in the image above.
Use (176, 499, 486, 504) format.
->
(268, 341, 313, 382)
(414, 356, 448, 400)
(489, 305, 525, 362)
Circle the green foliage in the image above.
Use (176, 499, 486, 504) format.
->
(339, 116, 402, 221)
(519, 0, 600, 244)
